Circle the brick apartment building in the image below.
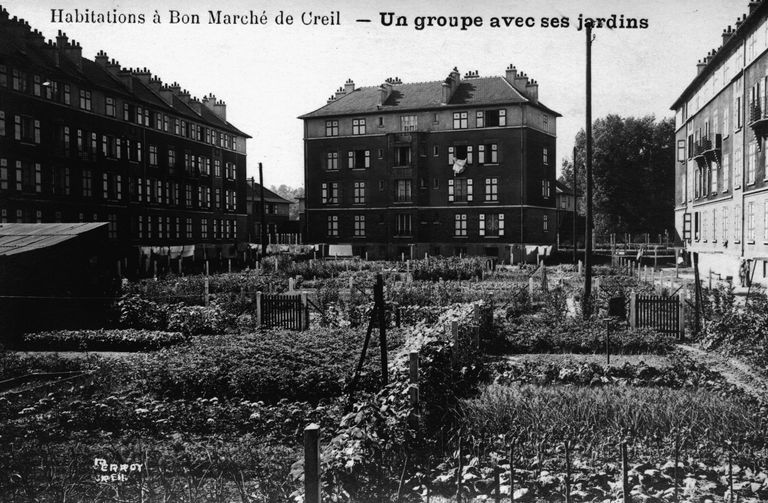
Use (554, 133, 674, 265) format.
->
(0, 7, 250, 274)
(299, 65, 560, 261)
(673, 0, 768, 283)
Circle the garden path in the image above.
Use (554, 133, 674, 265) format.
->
(678, 343, 768, 399)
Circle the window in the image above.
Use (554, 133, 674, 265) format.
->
(116, 175, 123, 200)
(448, 178, 473, 202)
(394, 146, 411, 166)
(734, 145, 743, 188)
(14, 115, 40, 144)
(325, 120, 339, 136)
(354, 215, 366, 237)
(713, 208, 718, 241)
(454, 214, 468, 236)
(449, 145, 473, 164)
(82, 169, 92, 197)
(105, 97, 115, 117)
(321, 182, 339, 204)
(433, 178, 440, 189)
(477, 109, 506, 127)
(711, 162, 718, 193)
(327, 215, 339, 237)
(453, 112, 468, 129)
(722, 207, 729, 242)
(478, 143, 498, 164)
(102, 173, 109, 198)
(485, 177, 498, 202)
(734, 205, 742, 242)
(352, 118, 366, 135)
(0, 65, 6, 87)
(736, 95, 743, 129)
(186, 218, 193, 239)
(748, 141, 757, 185)
(169, 149, 176, 169)
(479, 213, 505, 237)
(79, 89, 92, 111)
(353, 181, 366, 204)
(748, 201, 756, 242)
(543, 215, 549, 232)
(677, 140, 686, 162)
(149, 145, 158, 166)
(326, 152, 339, 170)
(543, 148, 549, 166)
(185, 184, 192, 207)
(12, 69, 28, 92)
(401, 115, 417, 132)
(0, 159, 6, 190)
(348, 149, 371, 169)
(201, 218, 208, 240)
(541, 180, 551, 198)
(395, 214, 412, 235)
(14, 161, 22, 191)
(63, 84, 70, 105)
(395, 179, 412, 202)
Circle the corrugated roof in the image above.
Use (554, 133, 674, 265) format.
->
(300, 76, 561, 119)
(0, 222, 107, 257)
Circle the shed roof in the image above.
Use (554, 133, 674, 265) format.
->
(0, 223, 108, 257)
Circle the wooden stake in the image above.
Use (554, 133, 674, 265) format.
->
(304, 424, 321, 503)
(256, 291, 262, 328)
(621, 442, 630, 503)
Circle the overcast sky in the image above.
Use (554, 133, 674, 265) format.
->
(4, 0, 740, 188)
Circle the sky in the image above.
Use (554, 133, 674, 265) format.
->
(3, 0, 741, 188)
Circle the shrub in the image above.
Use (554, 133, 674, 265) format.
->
(118, 294, 168, 330)
(166, 301, 233, 336)
(411, 256, 486, 281)
(22, 329, 187, 351)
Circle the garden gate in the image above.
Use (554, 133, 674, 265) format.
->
(629, 292, 685, 339)
(257, 292, 309, 331)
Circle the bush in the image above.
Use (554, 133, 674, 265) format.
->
(118, 294, 168, 330)
(23, 329, 187, 351)
(411, 256, 486, 281)
(166, 301, 233, 336)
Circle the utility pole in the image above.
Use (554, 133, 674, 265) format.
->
(259, 162, 267, 261)
(583, 20, 594, 319)
(572, 146, 577, 264)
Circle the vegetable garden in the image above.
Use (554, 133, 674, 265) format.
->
(2, 256, 768, 502)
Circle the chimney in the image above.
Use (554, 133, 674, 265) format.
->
(44, 40, 60, 67)
(159, 84, 175, 105)
(749, 1, 760, 14)
(55, 29, 68, 48)
(132, 67, 152, 84)
(505, 64, 518, 83)
(0, 7, 9, 23)
(722, 25, 734, 46)
(178, 88, 191, 103)
(188, 97, 203, 116)
(526, 79, 539, 103)
(334, 86, 346, 99)
(202, 93, 216, 111)
(344, 78, 355, 94)
(26, 28, 45, 47)
(463, 70, 480, 79)
(513, 72, 530, 95)
(213, 99, 227, 121)
(117, 66, 133, 91)
(441, 67, 461, 105)
(735, 14, 747, 30)
(327, 94, 337, 104)
(147, 76, 163, 93)
(696, 58, 707, 75)
(94, 50, 108, 67)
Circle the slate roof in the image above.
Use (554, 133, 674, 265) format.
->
(0, 10, 249, 137)
(300, 76, 561, 119)
(0, 223, 108, 257)
(246, 180, 293, 204)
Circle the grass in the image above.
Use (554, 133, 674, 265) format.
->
(505, 353, 673, 368)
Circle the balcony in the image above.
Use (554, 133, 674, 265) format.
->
(749, 100, 768, 148)
(692, 134, 721, 167)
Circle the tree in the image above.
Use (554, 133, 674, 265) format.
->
(559, 115, 675, 239)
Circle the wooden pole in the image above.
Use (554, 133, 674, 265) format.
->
(409, 351, 419, 407)
(304, 424, 321, 503)
(678, 294, 686, 341)
(621, 442, 630, 503)
(629, 291, 636, 329)
(376, 274, 387, 387)
(564, 440, 572, 503)
(204, 276, 210, 307)
(256, 291, 262, 328)
(301, 292, 309, 330)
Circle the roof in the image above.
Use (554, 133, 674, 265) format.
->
(246, 180, 293, 204)
(299, 76, 561, 119)
(671, 2, 768, 110)
(555, 180, 574, 195)
(0, 8, 250, 138)
(0, 223, 108, 257)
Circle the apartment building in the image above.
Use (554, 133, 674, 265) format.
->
(672, 0, 768, 282)
(0, 7, 250, 274)
(299, 65, 560, 261)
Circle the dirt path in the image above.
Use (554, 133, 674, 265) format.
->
(678, 343, 768, 399)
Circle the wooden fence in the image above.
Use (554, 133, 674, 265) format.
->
(257, 292, 309, 331)
(629, 291, 685, 338)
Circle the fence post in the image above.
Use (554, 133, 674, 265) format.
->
(301, 292, 309, 330)
(578, 260, 582, 275)
(204, 276, 210, 307)
(678, 294, 686, 340)
(409, 351, 419, 407)
(451, 321, 459, 367)
(528, 277, 535, 298)
(256, 291, 262, 328)
(289, 277, 296, 293)
(304, 424, 321, 503)
(621, 442, 630, 503)
(629, 291, 637, 329)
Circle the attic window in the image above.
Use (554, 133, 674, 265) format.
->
(401, 115, 417, 132)
(478, 109, 506, 127)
